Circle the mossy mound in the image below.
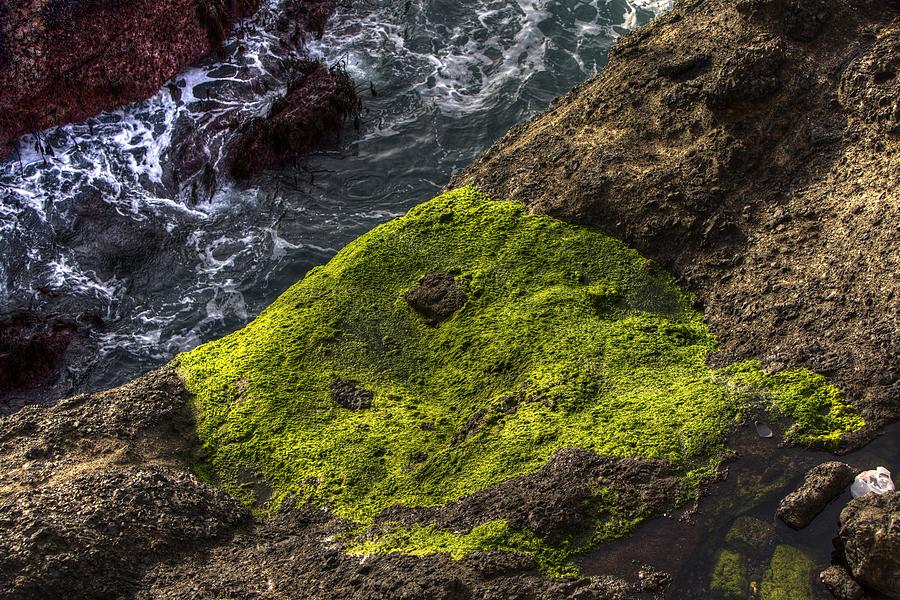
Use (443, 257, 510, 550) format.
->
(178, 187, 863, 570)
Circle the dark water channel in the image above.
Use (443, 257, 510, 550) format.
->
(582, 422, 900, 599)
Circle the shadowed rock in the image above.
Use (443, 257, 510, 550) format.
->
(331, 378, 374, 410)
(838, 491, 900, 599)
(228, 60, 360, 179)
(820, 565, 864, 600)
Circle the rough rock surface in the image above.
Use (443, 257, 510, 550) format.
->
(820, 564, 865, 600)
(453, 0, 900, 445)
(0, 367, 251, 599)
(0, 0, 258, 156)
(838, 491, 900, 599)
(776, 461, 855, 529)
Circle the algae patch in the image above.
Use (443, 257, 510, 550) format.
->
(177, 187, 863, 569)
(761, 545, 815, 600)
(711, 549, 750, 599)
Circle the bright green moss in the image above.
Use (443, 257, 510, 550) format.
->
(760, 545, 815, 600)
(347, 487, 642, 577)
(348, 520, 579, 577)
(718, 362, 866, 449)
(177, 187, 863, 569)
(710, 549, 750, 599)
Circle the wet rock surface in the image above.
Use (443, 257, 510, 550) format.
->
(228, 59, 360, 179)
(776, 461, 855, 529)
(453, 0, 900, 446)
(837, 491, 900, 599)
(0, 0, 258, 156)
(403, 272, 468, 326)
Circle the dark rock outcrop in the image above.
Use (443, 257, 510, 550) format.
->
(228, 59, 360, 179)
(0, 313, 74, 396)
(331, 378, 374, 410)
(0, 0, 259, 157)
(837, 491, 900, 599)
(375, 448, 684, 546)
(403, 272, 468, 326)
(453, 0, 900, 446)
(820, 564, 865, 600)
(776, 462, 855, 529)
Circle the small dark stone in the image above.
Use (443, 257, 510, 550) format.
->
(776, 461, 855, 529)
(403, 273, 468, 326)
(330, 378, 374, 410)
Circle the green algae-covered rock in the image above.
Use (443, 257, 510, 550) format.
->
(711, 549, 751, 599)
(761, 545, 815, 600)
(177, 188, 864, 569)
(725, 516, 776, 555)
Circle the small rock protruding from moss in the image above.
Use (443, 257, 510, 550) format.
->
(819, 565, 864, 600)
(711, 549, 751, 599)
(403, 272, 467, 326)
(331, 378, 374, 410)
(760, 545, 815, 600)
(725, 516, 776, 555)
(776, 462, 854, 529)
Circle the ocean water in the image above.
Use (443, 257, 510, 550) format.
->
(0, 0, 671, 394)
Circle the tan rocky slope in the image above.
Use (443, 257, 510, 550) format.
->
(453, 0, 900, 439)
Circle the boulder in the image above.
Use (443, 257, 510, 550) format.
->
(776, 462, 854, 529)
(838, 491, 900, 598)
(819, 565, 864, 600)
(227, 60, 359, 179)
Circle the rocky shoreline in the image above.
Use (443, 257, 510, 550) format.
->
(0, 0, 898, 598)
